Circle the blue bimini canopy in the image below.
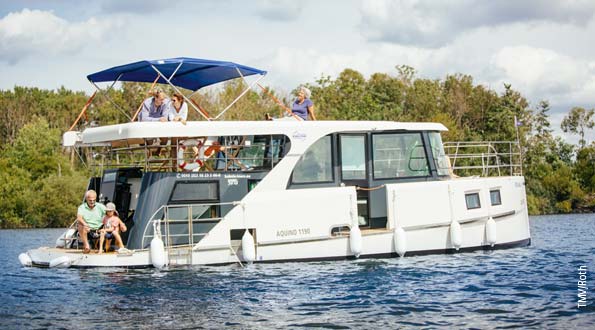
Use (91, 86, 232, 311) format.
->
(87, 57, 267, 91)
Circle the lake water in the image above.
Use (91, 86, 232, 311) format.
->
(1, 214, 594, 329)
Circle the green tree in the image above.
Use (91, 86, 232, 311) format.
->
(5, 117, 68, 181)
(0, 158, 31, 228)
(574, 144, 595, 193)
(561, 107, 595, 148)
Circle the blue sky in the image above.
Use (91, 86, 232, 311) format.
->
(1, 0, 594, 142)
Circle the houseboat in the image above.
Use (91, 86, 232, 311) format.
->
(19, 58, 531, 268)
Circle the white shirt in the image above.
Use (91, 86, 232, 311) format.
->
(168, 102, 188, 121)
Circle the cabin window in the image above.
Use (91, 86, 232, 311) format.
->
(235, 138, 266, 168)
(103, 172, 117, 183)
(170, 181, 218, 203)
(340, 135, 367, 180)
(291, 135, 333, 184)
(465, 193, 481, 209)
(372, 133, 430, 179)
(490, 189, 502, 206)
(330, 225, 351, 237)
(428, 132, 450, 176)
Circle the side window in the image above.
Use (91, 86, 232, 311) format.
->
(167, 181, 220, 222)
(490, 189, 502, 206)
(428, 132, 450, 176)
(372, 133, 430, 179)
(291, 135, 333, 184)
(340, 135, 367, 180)
(465, 193, 481, 209)
(169, 181, 219, 203)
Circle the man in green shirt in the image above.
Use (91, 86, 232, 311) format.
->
(77, 190, 106, 253)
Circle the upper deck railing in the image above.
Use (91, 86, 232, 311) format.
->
(81, 135, 288, 173)
(443, 141, 522, 177)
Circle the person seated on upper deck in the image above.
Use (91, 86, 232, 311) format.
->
(291, 86, 316, 121)
(98, 202, 128, 254)
(76, 190, 106, 254)
(139, 88, 170, 122)
(169, 93, 188, 124)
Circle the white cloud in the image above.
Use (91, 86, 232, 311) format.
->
(359, 0, 595, 47)
(490, 46, 595, 103)
(0, 9, 120, 64)
(100, 0, 169, 14)
(254, 0, 303, 21)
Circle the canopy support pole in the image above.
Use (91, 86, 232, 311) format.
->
(68, 91, 98, 131)
(151, 64, 211, 121)
(187, 90, 213, 119)
(131, 75, 161, 122)
(214, 73, 266, 120)
(91, 78, 132, 121)
(257, 83, 302, 121)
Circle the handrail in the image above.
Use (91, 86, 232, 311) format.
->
(443, 141, 522, 177)
(140, 201, 240, 249)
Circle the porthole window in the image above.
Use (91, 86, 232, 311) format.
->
(490, 190, 502, 206)
(465, 193, 481, 209)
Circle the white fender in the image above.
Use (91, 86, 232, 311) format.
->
(55, 228, 76, 248)
(150, 237, 167, 269)
(485, 217, 497, 247)
(450, 221, 462, 250)
(349, 225, 362, 258)
(394, 227, 407, 257)
(241, 230, 256, 263)
(49, 256, 72, 268)
(19, 253, 32, 267)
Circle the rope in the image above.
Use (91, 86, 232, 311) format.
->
(356, 184, 386, 191)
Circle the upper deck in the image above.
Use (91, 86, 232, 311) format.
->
(67, 120, 447, 146)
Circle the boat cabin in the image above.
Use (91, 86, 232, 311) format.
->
(66, 120, 456, 250)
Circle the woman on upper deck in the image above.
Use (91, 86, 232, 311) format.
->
(291, 86, 316, 121)
(168, 93, 188, 124)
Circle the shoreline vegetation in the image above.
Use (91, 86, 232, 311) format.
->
(0, 66, 593, 229)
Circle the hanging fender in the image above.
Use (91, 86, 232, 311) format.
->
(485, 217, 497, 247)
(450, 221, 462, 250)
(394, 227, 407, 257)
(349, 225, 362, 258)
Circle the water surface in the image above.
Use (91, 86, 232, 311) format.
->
(1, 214, 594, 329)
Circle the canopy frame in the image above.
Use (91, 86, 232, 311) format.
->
(87, 57, 267, 121)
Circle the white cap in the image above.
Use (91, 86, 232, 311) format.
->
(106, 202, 116, 211)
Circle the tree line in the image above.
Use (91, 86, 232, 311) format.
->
(0, 66, 593, 228)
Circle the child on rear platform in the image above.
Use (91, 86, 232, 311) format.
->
(98, 202, 129, 254)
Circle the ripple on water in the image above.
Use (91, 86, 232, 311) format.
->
(0, 215, 594, 329)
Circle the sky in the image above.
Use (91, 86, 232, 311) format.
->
(1, 0, 594, 143)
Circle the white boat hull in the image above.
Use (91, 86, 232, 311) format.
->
(26, 207, 529, 268)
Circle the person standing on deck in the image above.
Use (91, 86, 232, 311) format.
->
(139, 88, 170, 122)
(291, 86, 316, 120)
(76, 190, 106, 254)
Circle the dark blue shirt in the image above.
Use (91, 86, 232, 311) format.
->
(292, 99, 313, 120)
